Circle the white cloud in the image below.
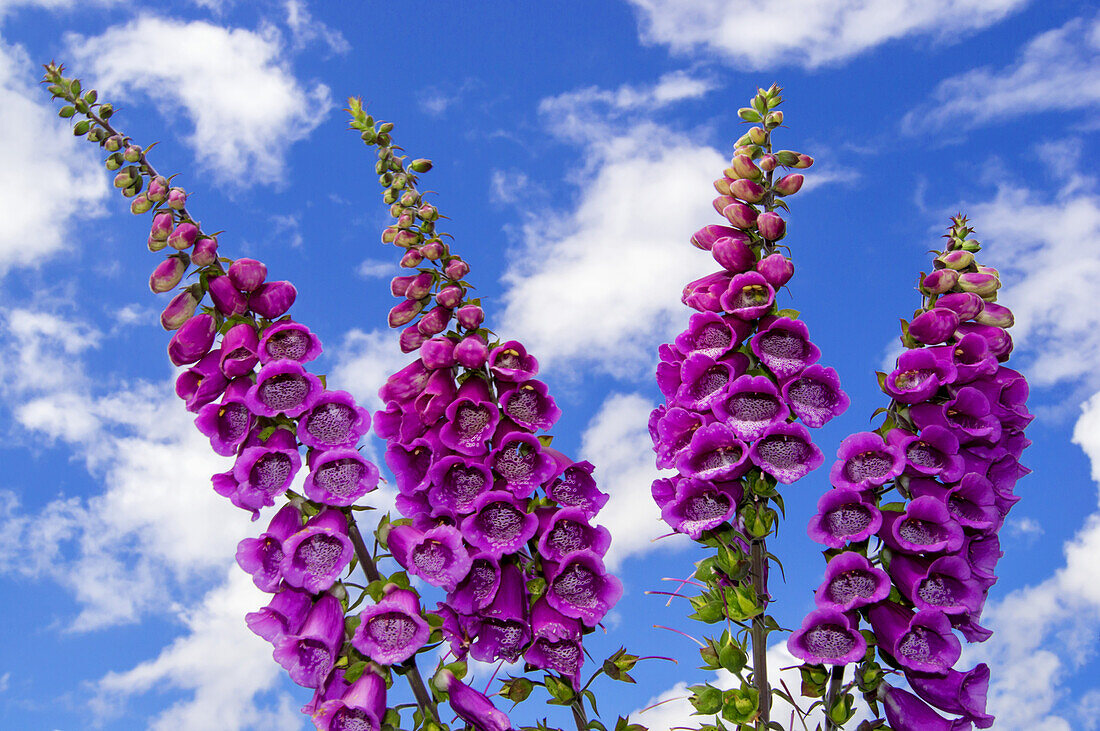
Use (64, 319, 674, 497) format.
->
(283, 0, 350, 55)
(904, 16, 1100, 134)
(627, 0, 1027, 68)
(0, 41, 108, 274)
(67, 16, 332, 186)
(327, 327, 415, 415)
(580, 392, 687, 569)
(356, 258, 397, 279)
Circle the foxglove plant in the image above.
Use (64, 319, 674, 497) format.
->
(43, 64, 451, 731)
(347, 99, 648, 731)
(648, 84, 848, 728)
(789, 216, 1031, 730)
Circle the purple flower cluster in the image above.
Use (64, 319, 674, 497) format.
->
(789, 216, 1031, 730)
(649, 139, 848, 538)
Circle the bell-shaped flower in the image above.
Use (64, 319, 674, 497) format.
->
(749, 422, 823, 484)
(427, 455, 494, 516)
(537, 507, 611, 562)
(168, 313, 216, 365)
(787, 609, 867, 665)
(525, 599, 584, 686)
(546, 461, 609, 519)
(384, 433, 441, 495)
(387, 523, 473, 591)
(653, 408, 710, 470)
(460, 491, 539, 558)
(940, 333, 997, 385)
(750, 317, 820, 381)
(246, 360, 323, 418)
(314, 670, 387, 731)
(884, 348, 957, 404)
(498, 380, 562, 431)
(471, 564, 532, 663)
(208, 275, 247, 316)
(280, 509, 354, 593)
(909, 475, 999, 532)
(807, 488, 882, 549)
(245, 583, 313, 642)
(440, 393, 500, 456)
(259, 320, 322, 364)
(352, 586, 431, 665)
(660, 478, 740, 539)
(434, 669, 513, 731)
(413, 369, 458, 424)
(712, 375, 789, 441)
(880, 497, 965, 555)
(906, 664, 994, 729)
(829, 432, 905, 490)
(249, 280, 297, 319)
(378, 360, 431, 404)
(304, 448, 380, 506)
(674, 311, 746, 361)
(489, 432, 557, 498)
(955, 322, 1012, 359)
(682, 271, 730, 312)
(272, 594, 345, 688)
(544, 550, 622, 626)
(674, 353, 739, 412)
(175, 350, 229, 413)
(891, 426, 965, 483)
(218, 323, 260, 379)
(712, 234, 755, 273)
(236, 504, 302, 592)
(227, 257, 267, 291)
(909, 308, 960, 345)
(867, 602, 961, 675)
(691, 223, 743, 251)
(813, 552, 890, 612)
(488, 340, 538, 382)
(675, 423, 750, 482)
(298, 391, 371, 450)
(911, 387, 1001, 445)
(888, 554, 984, 616)
(720, 271, 775, 320)
(782, 365, 849, 427)
(447, 552, 501, 614)
(881, 684, 974, 731)
(935, 292, 985, 321)
(227, 428, 302, 515)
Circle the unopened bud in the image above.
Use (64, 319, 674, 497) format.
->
(167, 188, 187, 210)
(713, 178, 732, 196)
(381, 226, 398, 244)
(400, 249, 423, 268)
(150, 211, 173, 241)
(417, 306, 452, 336)
(957, 271, 1000, 298)
(758, 154, 777, 172)
(418, 203, 439, 221)
(730, 155, 762, 181)
(756, 211, 786, 241)
(121, 180, 142, 198)
(406, 272, 434, 300)
(920, 269, 958, 294)
(456, 304, 484, 329)
(161, 289, 200, 330)
(394, 230, 421, 247)
(712, 235, 754, 273)
(113, 166, 138, 188)
(149, 255, 187, 293)
(191, 237, 218, 267)
(722, 202, 759, 230)
(388, 298, 424, 328)
(936, 250, 973, 270)
(168, 222, 199, 250)
(454, 334, 489, 368)
(227, 258, 267, 292)
(208, 275, 247, 316)
(130, 194, 153, 215)
(122, 144, 142, 162)
(249, 281, 297, 319)
(959, 239, 982, 252)
(729, 179, 766, 203)
(756, 253, 794, 288)
(396, 213, 415, 230)
(391, 275, 416, 297)
(104, 153, 123, 170)
(400, 190, 420, 207)
(104, 134, 123, 152)
(147, 175, 169, 202)
(436, 285, 464, 309)
(773, 173, 804, 196)
(410, 159, 433, 173)
(444, 258, 470, 280)
(974, 301, 1014, 328)
(421, 337, 456, 369)
(794, 154, 814, 169)
(747, 127, 766, 145)
(420, 240, 446, 260)
(399, 323, 427, 353)
(764, 110, 783, 128)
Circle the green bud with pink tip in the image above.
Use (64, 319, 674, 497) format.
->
(122, 144, 142, 162)
(773, 173, 804, 196)
(730, 155, 762, 180)
(936, 250, 973, 270)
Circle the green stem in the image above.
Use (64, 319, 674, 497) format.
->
(749, 530, 770, 727)
(824, 665, 844, 731)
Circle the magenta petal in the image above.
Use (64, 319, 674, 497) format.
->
(351, 587, 431, 665)
(782, 365, 849, 428)
(787, 608, 866, 665)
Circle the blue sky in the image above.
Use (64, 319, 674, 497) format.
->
(0, 0, 1098, 728)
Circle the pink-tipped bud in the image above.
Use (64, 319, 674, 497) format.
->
(722, 202, 759, 230)
(150, 212, 173, 242)
(436, 285, 464, 309)
(400, 249, 423, 268)
(957, 272, 1000, 298)
(713, 196, 737, 215)
(421, 337, 456, 369)
(395, 230, 420, 248)
(406, 272, 434, 300)
(444, 258, 470, 280)
(456, 304, 484, 330)
(730, 155, 762, 180)
(228, 258, 267, 292)
(713, 178, 732, 196)
(773, 173, 804, 196)
(729, 179, 766, 203)
(104, 134, 123, 152)
(399, 324, 428, 353)
(974, 301, 1014, 328)
(381, 226, 398, 244)
(147, 176, 168, 202)
(167, 187, 187, 210)
(691, 224, 742, 251)
(418, 203, 439, 221)
(758, 154, 778, 172)
(191, 237, 218, 267)
(747, 127, 766, 145)
(757, 212, 787, 241)
(389, 299, 424, 328)
(130, 194, 153, 215)
(150, 255, 187, 293)
(396, 213, 415, 230)
(794, 154, 814, 169)
(921, 269, 958, 295)
(161, 289, 200, 330)
(168, 222, 199, 250)
(711, 235, 754, 273)
(756, 253, 794, 288)
(454, 334, 488, 368)
(417, 307, 452, 336)
(249, 281, 297, 319)
(391, 275, 416, 297)
(936, 250, 974, 270)
(148, 236, 167, 253)
(122, 144, 142, 163)
(420, 240, 446, 260)
(208, 275, 248, 316)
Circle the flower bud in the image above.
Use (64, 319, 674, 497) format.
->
(228, 258, 267, 292)
(422, 337, 456, 369)
(130, 194, 153, 215)
(455, 334, 489, 368)
(975, 264, 999, 276)
(191, 237, 218, 267)
(406, 272, 434, 300)
(249, 281, 297, 319)
(711, 235, 754, 273)
(168, 222, 199, 250)
(150, 211, 173, 242)
(391, 274, 416, 297)
(410, 158, 433, 173)
(417, 307, 452, 336)
(399, 324, 428, 352)
(729, 178, 766, 203)
(713, 195, 737, 215)
(974, 301, 1014, 328)
(747, 127, 766, 145)
(381, 226, 398, 244)
(908, 308, 960, 345)
(168, 312, 216, 365)
(113, 167, 137, 188)
(400, 249, 423, 267)
(444, 258, 470, 280)
(150, 255, 187, 293)
(959, 239, 982, 252)
(722, 202, 759, 230)
(756, 211, 786, 240)
(730, 155, 761, 180)
(794, 154, 814, 169)
(105, 153, 123, 171)
(957, 271, 1000, 298)
(936, 250, 973, 270)
(420, 240, 445, 260)
(121, 181, 142, 198)
(122, 144, 142, 163)
(389, 299, 424, 328)
(167, 187, 187, 210)
(756, 253, 794, 288)
(713, 178, 732, 196)
(765, 110, 783, 128)
(161, 289, 200, 330)
(396, 212, 415, 230)
(436, 285, 464, 309)
(758, 154, 777, 172)
(104, 134, 123, 152)
(456, 304, 484, 329)
(773, 173, 804, 196)
(147, 175, 168, 202)
(920, 269, 958, 294)
(394, 230, 420, 247)
(692, 224, 742, 251)
(208, 275, 247, 316)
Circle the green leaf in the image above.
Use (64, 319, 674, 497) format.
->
(537, 434, 554, 447)
(689, 684, 723, 715)
(344, 660, 368, 683)
(774, 308, 800, 319)
(543, 674, 574, 705)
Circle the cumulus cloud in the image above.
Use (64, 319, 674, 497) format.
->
(67, 16, 332, 186)
(627, 0, 1027, 69)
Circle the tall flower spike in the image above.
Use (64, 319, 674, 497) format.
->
(791, 215, 1029, 730)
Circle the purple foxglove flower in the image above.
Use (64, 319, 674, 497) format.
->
(304, 448, 380, 506)
(387, 523, 473, 590)
(427, 455, 493, 515)
(910, 307, 961, 345)
(208, 275, 247, 316)
(168, 312, 216, 365)
(175, 350, 229, 412)
(246, 359, 323, 418)
(191, 236, 218, 267)
(246, 584, 313, 642)
(281, 509, 354, 593)
(526, 599, 585, 686)
(807, 488, 882, 549)
(651, 476, 678, 512)
(400, 249, 423, 267)
(389, 300, 424, 329)
(545, 550, 622, 626)
(974, 301, 1013, 328)
(228, 257, 267, 292)
(938, 250, 974, 270)
(447, 552, 501, 614)
(674, 353, 742, 411)
(750, 317, 821, 380)
(889, 554, 983, 616)
(149, 211, 173, 242)
(910, 387, 1001, 445)
(489, 341, 539, 382)
(272, 594, 345, 688)
(412, 369, 458, 424)
(691, 224, 743, 250)
(218, 323, 259, 378)
(229, 428, 302, 514)
(417, 306, 452, 336)
(660, 477, 740, 539)
(682, 271, 731, 312)
(421, 337, 457, 369)
(537, 507, 611, 562)
(955, 322, 1012, 359)
(756, 211, 786, 241)
(653, 407, 710, 469)
(787, 608, 867, 665)
(160, 289, 199, 330)
(301, 668, 351, 718)
(250, 280, 297, 319)
(404, 272, 434, 300)
(922, 268, 960, 294)
(471, 564, 532, 663)
(909, 474, 999, 532)
(880, 497, 964, 555)
(675, 312, 752, 361)
(194, 378, 255, 456)
(378, 360, 432, 405)
(829, 431, 905, 490)
(867, 603, 961, 674)
(907, 664, 994, 728)
(891, 426, 965, 483)
(884, 348, 957, 404)
(149, 255, 187, 293)
(259, 320, 322, 364)
(720, 271, 775, 320)
(881, 684, 974, 731)
(755, 252, 794, 287)
(813, 552, 890, 612)
(436, 284, 464, 309)
(434, 670, 513, 731)
(676, 423, 750, 481)
(712, 374, 789, 441)
(490, 432, 557, 498)
(498, 380, 561, 431)
(454, 334, 489, 368)
(352, 586, 431, 665)
(384, 434, 440, 494)
(750, 421, 823, 484)
(782, 364, 849, 427)
(390, 274, 415, 297)
(440, 395, 500, 456)
(460, 491, 539, 558)
(936, 292, 985, 321)
(443, 257, 470, 279)
(167, 221, 198, 250)
(236, 504, 302, 592)
(711, 234, 755, 273)
(546, 460, 608, 519)
(456, 304, 484, 330)
(942, 333, 997, 384)
(314, 670, 387, 731)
